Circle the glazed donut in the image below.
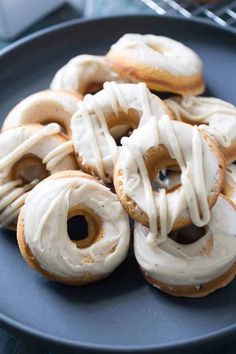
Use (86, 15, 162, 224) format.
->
(106, 34, 204, 95)
(0, 123, 76, 228)
(17, 171, 130, 285)
(134, 194, 236, 297)
(114, 114, 225, 244)
(71, 82, 170, 182)
(2, 90, 82, 135)
(50, 55, 126, 96)
(165, 96, 236, 163)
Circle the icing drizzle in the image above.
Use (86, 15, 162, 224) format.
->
(43, 141, 74, 170)
(119, 115, 212, 244)
(0, 179, 38, 226)
(165, 96, 236, 148)
(0, 124, 75, 226)
(0, 124, 60, 171)
(72, 82, 166, 181)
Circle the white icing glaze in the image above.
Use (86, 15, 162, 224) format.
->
(23, 175, 130, 279)
(109, 33, 202, 77)
(165, 96, 236, 148)
(134, 195, 236, 286)
(50, 55, 126, 95)
(2, 90, 80, 133)
(122, 135, 159, 244)
(116, 115, 221, 244)
(0, 124, 76, 226)
(71, 82, 168, 181)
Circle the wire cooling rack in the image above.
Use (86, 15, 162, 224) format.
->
(141, 0, 236, 28)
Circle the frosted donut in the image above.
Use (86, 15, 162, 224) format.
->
(165, 96, 236, 164)
(50, 55, 126, 96)
(17, 171, 130, 285)
(71, 82, 170, 183)
(106, 34, 204, 95)
(0, 123, 76, 228)
(2, 90, 82, 135)
(114, 115, 225, 244)
(134, 194, 236, 297)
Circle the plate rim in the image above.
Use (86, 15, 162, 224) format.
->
(0, 14, 235, 353)
(0, 13, 236, 58)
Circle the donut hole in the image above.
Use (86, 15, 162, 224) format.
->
(85, 82, 104, 95)
(144, 145, 180, 193)
(169, 224, 207, 244)
(67, 215, 88, 241)
(107, 109, 140, 144)
(67, 206, 102, 248)
(113, 127, 133, 146)
(155, 170, 181, 192)
(10, 154, 49, 185)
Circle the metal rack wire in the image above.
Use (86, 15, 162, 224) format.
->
(141, 0, 236, 28)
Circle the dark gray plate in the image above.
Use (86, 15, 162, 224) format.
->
(0, 15, 235, 354)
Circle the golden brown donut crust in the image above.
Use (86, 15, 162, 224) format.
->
(106, 56, 205, 96)
(142, 261, 236, 298)
(221, 140, 236, 165)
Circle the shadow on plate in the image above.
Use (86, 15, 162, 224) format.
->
(37, 247, 145, 303)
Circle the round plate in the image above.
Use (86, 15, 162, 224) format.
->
(0, 15, 235, 354)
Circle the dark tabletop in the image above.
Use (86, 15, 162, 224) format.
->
(0, 1, 235, 353)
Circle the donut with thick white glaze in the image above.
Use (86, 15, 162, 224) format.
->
(17, 171, 130, 285)
(106, 34, 205, 95)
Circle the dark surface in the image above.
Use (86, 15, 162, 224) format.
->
(0, 15, 236, 353)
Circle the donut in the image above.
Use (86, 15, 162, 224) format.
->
(50, 55, 126, 96)
(2, 90, 82, 135)
(0, 123, 77, 228)
(71, 82, 171, 183)
(165, 95, 236, 163)
(134, 194, 236, 297)
(114, 114, 225, 244)
(17, 171, 130, 285)
(106, 34, 205, 95)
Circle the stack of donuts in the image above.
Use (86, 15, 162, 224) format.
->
(1, 33, 236, 297)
